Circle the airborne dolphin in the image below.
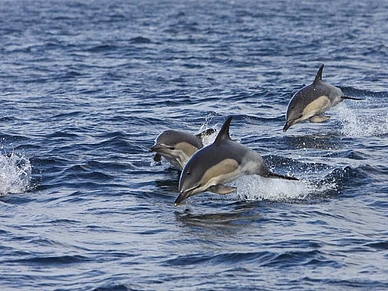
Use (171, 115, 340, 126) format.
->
(175, 116, 298, 206)
(150, 128, 215, 170)
(283, 64, 362, 131)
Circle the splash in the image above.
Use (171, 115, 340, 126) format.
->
(0, 152, 32, 195)
(198, 114, 219, 146)
(199, 129, 217, 146)
(235, 175, 337, 202)
(338, 102, 388, 137)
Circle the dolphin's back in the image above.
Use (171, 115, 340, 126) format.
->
(189, 139, 268, 176)
(159, 130, 203, 148)
(185, 141, 237, 173)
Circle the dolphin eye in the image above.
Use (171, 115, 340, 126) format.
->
(186, 172, 190, 176)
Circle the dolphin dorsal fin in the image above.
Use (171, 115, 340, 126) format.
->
(214, 116, 233, 145)
(313, 64, 324, 84)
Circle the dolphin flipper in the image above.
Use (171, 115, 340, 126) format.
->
(342, 96, 363, 101)
(309, 115, 330, 123)
(209, 184, 237, 195)
(267, 172, 298, 181)
(153, 153, 162, 162)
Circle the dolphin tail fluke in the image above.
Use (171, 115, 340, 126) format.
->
(267, 171, 298, 181)
(342, 96, 363, 101)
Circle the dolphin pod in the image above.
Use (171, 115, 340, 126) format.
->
(174, 116, 298, 206)
(283, 64, 362, 131)
(150, 64, 362, 206)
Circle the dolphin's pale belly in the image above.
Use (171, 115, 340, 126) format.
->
(199, 158, 241, 191)
(174, 150, 193, 168)
(165, 156, 184, 169)
(302, 95, 331, 120)
(159, 149, 192, 169)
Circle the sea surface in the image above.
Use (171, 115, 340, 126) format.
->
(1, 0, 388, 290)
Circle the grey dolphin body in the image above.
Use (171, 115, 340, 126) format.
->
(283, 64, 362, 131)
(150, 128, 215, 170)
(175, 116, 297, 206)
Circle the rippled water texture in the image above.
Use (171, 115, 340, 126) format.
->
(1, 0, 388, 290)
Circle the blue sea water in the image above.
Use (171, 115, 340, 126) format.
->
(1, 0, 388, 290)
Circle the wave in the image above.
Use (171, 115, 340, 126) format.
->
(129, 36, 151, 44)
(234, 165, 360, 202)
(235, 175, 336, 202)
(0, 152, 32, 195)
(337, 97, 388, 137)
(162, 248, 336, 269)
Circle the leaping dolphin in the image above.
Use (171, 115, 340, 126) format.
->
(150, 128, 215, 170)
(175, 116, 298, 206)
(283, 64, 362, 132)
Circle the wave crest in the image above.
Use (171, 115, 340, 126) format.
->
(0, 153, 32, 195)
(338, 100, 388, 137)
(235, 175, 337, 202)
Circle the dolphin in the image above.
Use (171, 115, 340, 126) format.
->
(283, 64, 362, 131)
(175, 116, 298, 206)
(150, 128, 215, 170)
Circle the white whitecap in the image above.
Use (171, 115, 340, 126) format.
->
(337, 100, 388, 137)
(0, 152, 32, 195)
(234, 175, 337, 202)
(200, 129, 218, 146)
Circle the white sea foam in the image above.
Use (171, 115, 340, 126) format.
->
(0, 152, 32, 195)
(198, 116, 219, 146)
(235, 175, 337, 202)
(200, 129, 218, 146)
(338, 101, 388, 137)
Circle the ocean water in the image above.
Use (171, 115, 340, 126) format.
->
(1, 0, 387, 290)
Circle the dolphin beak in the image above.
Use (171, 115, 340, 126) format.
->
(283, 119, 296, 132)
(149, 144, 161, 152)
(283, 115, 302, 132)
(174, 190, 192, 206)
(174, 184, 201, 206)
(283, 121, 291, 132)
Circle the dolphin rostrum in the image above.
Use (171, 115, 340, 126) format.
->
(175, 116, 298, 206)
(283, 64, 362, 131)
(150, 128, 215, 170)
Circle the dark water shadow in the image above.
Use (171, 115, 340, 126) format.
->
(174, 201, 263, 234)
(283, 133, 342, 150)
(154, 167, 180, 193)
